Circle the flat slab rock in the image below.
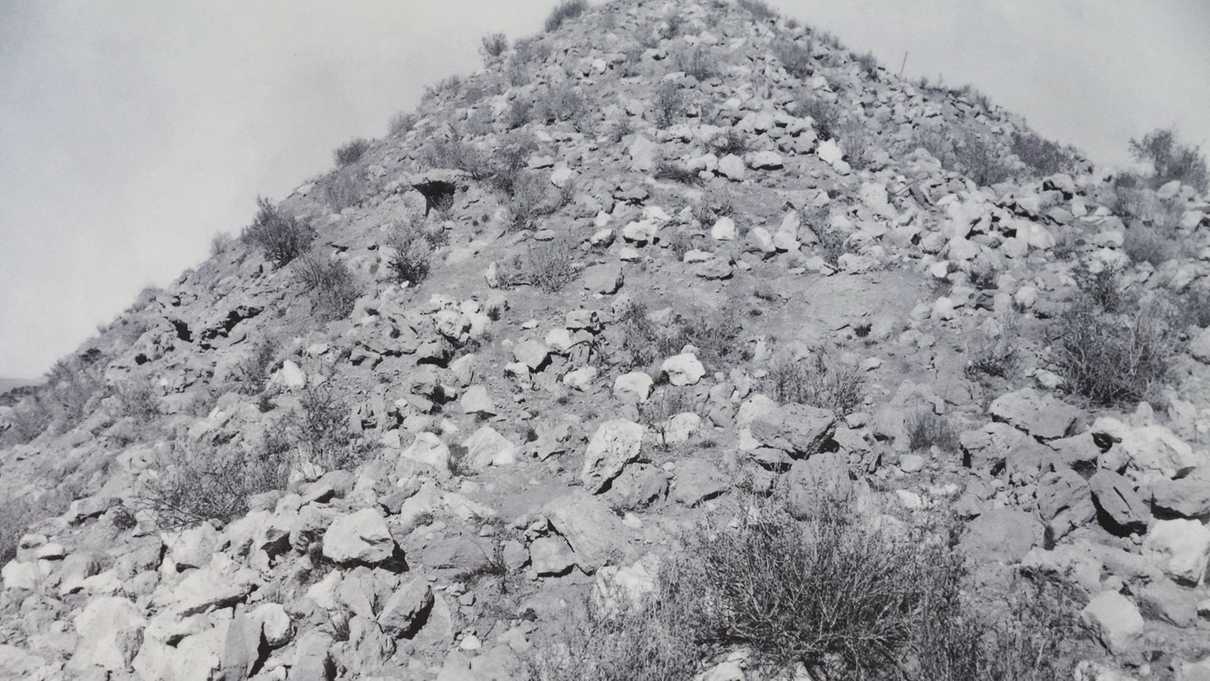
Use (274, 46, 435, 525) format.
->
(989, 388, 1081, 440)
(542, 491, 629, 574)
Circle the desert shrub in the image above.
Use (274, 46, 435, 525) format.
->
(507, 172, 572, 231)
(1175, 285, 1210, 329)
(242, 198, 315, 267)
(953, 130, 1013, 186)
(422, 75, 463, 103)
(773, 39, 813, 79)
(604, 117, 635, 145)
(209, 232, 233, 257)
(141, 440, 290, 528)
(333, 138, 370, 166)
(535, 81, 587, 130)
(41, 357, 106, 435)
(545, 0, 588, 32)
(653, 161, 701, 185)
(506, 98, 534, 130)
(1122, 225, 1173, 266)
(714, 127, 751, 156)
(652, 81, 685, 129)
(765, 352, 865, 415)
(322, 166, 367, 211)
(3, 397, 52, 445)
(281, 383, 360, 470)
(232, 339, 279, 396)
(906, 410, 959, 452)
(502, 236, 579, 293)
(736, 0, 777, 20)
(480, 32, 509, 61)
(802, 208, 847, 265)
(295, 253, 361, 322)
(672, 44, 719, 81)
(854, 50, 879, 77)
(388, 111, 417, 137)
(796, 92, 840, 140)
(387, 224, 433, 286)
(1052, 296, 1175, 406)
(484, 135, 537, 197)
(839, 118, 875, 169)
(1072, 262, 1127, 313)
(116, 378, 160, 424)
(1011, 131, 1075, 177)
(675, 302, 746, 370)
(615, 301, 679, 370)
(1129, 128, 1208, 193)
(424, 137, 493, 179)
(637, 387, 692, 449)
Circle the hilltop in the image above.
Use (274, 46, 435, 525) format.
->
(2, 1, 1210, 679)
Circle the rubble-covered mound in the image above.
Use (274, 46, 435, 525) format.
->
(3, 1, 1210, 679)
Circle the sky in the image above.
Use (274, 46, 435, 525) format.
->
(1, 0, 1207, 379)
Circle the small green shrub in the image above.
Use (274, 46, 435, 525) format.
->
(545, 0, 588, 32)
(480, 32, 509, 61)
(1129, 128, 1208, 193)
(295, 253, 361, 322)
(334, 138, 370, 166)
(242, 198, 316, 267)
(765, 352, 866, 415)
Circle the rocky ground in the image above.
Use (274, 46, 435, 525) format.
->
(2, 0, 1210, 680)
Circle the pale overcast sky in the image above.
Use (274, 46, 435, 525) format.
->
(1, 1, 1207, 378)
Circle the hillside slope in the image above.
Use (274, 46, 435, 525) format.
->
(2, 1, 1210, 679)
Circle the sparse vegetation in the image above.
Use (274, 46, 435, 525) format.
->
(387, 222, 433, 286)
(279, 383, 361, 471)
(854, 50, 879, 77)
(1129, 127, 1208, 193)
(501, 236, 579, 293)
(295, 252, 361, 322)
(654, 161, 702, 185)
(506, 171, 573, 231)
(333, 138, 370, 167)
(638, 387, 691, 449)
(672, 44, 719, 81)
(1122, 225, 1173, 266)
(796, 92, 840, 140)
(966, 313, 1020, 380)
(1011, 131, 1076, 177)
(422, 75, 463, 103)
(545, 0, 588, 33)
(773, 39, 813, 79)
(242, 198, 316, 267)
(535, 81, 588, 131)
(232, 339, 279, 396)
(0, 497, 36, 563)
(141, 439, 290, 528)
(765, 352, 866, 415)
(388, 111, 418, 137)
(116, 377, 160, 424)
(736, 0, 777, 20)
(714, 127, 751, 156)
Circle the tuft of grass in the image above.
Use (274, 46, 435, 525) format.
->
(765, 352, 866, 415)
(295, 253, 361, 322)
(242, 198, 315, 267)
(334, 138, 370, 166)
(545, 0, 588, 32)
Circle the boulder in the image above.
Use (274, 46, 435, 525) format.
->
(960, 508, 1040, 565)
(378, 578, 434, 639)
(71, 596, 145, 673)
(322, 509, 399, 565)
(462, 425, 517, 468)
(670, 459, 728, 507)
(1144, 518, 1210, 585)
(1080, 591, 1143, 655)
(1090, 470, 1149, 535)
(583, 263, 624, 294)
(661, 353, 705, 386)
(529, 535, 577, 576)
(750, 404, 836, 457)
(989, 388, 1080, 440)
(543, 491, 628, 573)
(166, 554, 258, 617)
(1149, 470, 1210, 518)
(1036, 469, 1095, 540)
(1189, 327, 1210, 364)
(786, 452, 852, 519)
(613, 371, 653, 403)
(580, 419, 645, 493)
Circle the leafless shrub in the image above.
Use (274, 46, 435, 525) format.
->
(507, 172, 573, 231)
(535, 81, 588, 130)
(652, 81, 685, 129)
(796, 92, 840, 140)
(906, 410, 959, 452)
(672, 44, 719, 81)
(242, 198, 315, 267)
(653, 161, 702, 185)
(714, 127, 751, 156)
(232, 339, 279, 396)
(501, 236, 579, 293)
(965, 314, 1020, 380)
(1123, 225, 1173, 266)
(209, 232, 233, 257)
(295, 253, 361, 322)
(281, 383, 360, 470)
(116, 378, 160, 424)
(0, 497, 36, 563)
(637, 387, 691, 449)
(1011, 131, 1076, 177)
(1129, 127, 1208, 193)
(854, 50, 879, 77)
(140, 440, 290, 528)
(422, 75, 463, 103)
(773, 39, 813, 79)
(953, 130, 1013, 186)
(388, 111, 417, 137)
(765, 352, 865, 415)
(333, 138, 370, 166)
(387, 223, 433, 286)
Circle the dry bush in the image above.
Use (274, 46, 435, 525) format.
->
(1122, 225, 1173, 266)
(545, 0, 588, 32)
(480, 32, 509, 61)
(0, 497, 36, 563)
(773, 39, 813, 79)
(505, 98, 534, 130)
(507, 172, 573, 231)
(637, 387, 691, 449)
(295, 253, 361, 322)
(615, 300, 680, 370)
(232, 338, 279, 396)
(714, 127, 751, 156)
(672, 44, 719, 81)
(653, 161, 702, 185)
(422, 75, 463, 103)
(388, 111, 417, 137)
(965, 314, 1020, 380)
(502, 236, 579, 293)
(209, 232, 233, 257)
(42, 357, 107, 435)
(424, 137, 493, 179)
(1129, 127, 1208, 193)
(796, 92, 840, 140)
(736, 0, 777, 20)
(802, 207, 848, 265)
(116, 377, 160, 424)
(387, 224, 433, 286)
(906, 410, 959, 452)
(1175, 285, 1210, 329)
(652, 81, 685, 129)
(765, 352, 866, 415)
(141, 440, 290, 529)
(953, 130, 1013, 186)
(242, 198, 316, 267)
(1011, 131, 1075, 177)
(333, 138, 370, 166)
(854, 50, 879, 77)
(322, 166, 368, 211)
(281, 383, 361, 470)
(1052, 296, 1175, 407)
(535, 81, 587, 130)
(839, 118, 875, 169)
(1072, 262, 1127, 313)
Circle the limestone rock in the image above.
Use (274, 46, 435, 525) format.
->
(989, 388, 1080, 440)
(1081, 591, 1143, 655)
(322, 509, 399, 565)
(71, 596, 145, 673)
(750, 404, 836, 457)
(580, 419, 645, 493)
(660, 353, 705, 386)
(1144, 518, 1210, 585)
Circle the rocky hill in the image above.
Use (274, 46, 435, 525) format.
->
(3, 0, 1210, 679)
